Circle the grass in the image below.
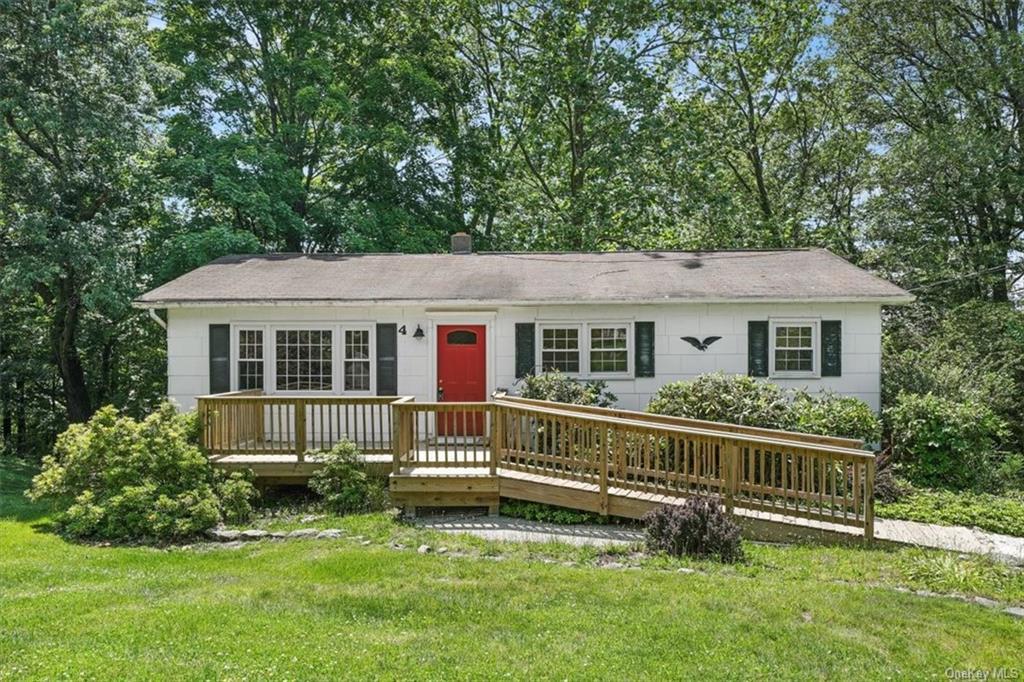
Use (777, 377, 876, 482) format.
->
(877, 488, 1024, 537)
(2, 459, 1023, 679)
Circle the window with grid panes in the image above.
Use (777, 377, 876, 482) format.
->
(237, 329, 264, 390)
(589, 326, 628, 373)
(541, 327, 580, 373)
(344, 329, 371, 391)
(274, 329, 333, 390)
(773, 324, 814, 373)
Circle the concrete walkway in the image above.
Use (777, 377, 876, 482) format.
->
(874, 517, 1024, 564)
(414, 513, 1024, 564)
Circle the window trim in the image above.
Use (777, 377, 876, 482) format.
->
(228, 322, 376, 395)
(768, 318, 820, 379)
(234, 326, 267, 392)
(341, 326, 375, 395)
(269, 325, 337, 395)
(586, 322, 632, 378)
(535, 321, 634, 379)
(538, 323, 583, 376)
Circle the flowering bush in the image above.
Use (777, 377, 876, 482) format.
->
(28, 403, 256, 541)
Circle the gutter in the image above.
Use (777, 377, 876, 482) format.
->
(131, 295, 916, 309)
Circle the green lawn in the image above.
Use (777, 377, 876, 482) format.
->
(1, 459, 1022, 680)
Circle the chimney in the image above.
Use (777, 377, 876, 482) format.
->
(450, 231, 473, 254)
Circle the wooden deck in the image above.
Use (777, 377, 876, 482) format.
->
(198, 392, 877, 540)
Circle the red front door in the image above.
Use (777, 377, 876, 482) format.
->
(436, 325, 486, 436)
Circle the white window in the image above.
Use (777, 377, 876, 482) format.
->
(588, 325, 629, 374)
(770, 320, 818, 377)
(538, 322, 632, 377)
(274, 329, 333, 391)
(237, 328, 264, 390)
(540, 326, 581, 373)
(343, 328, 372, 392)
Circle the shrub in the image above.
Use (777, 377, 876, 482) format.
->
(885, 393, 1008, 490)
(876, 489, 1024, 538)
(308, 440, 389, 515)
(642, 497, 744, 563)
(499, 500, 606, 525)
(882, 302, 1024, 455)
(791, 391, 881, 445)
(646, 373, 794, 430)
(27, 403, 254, 542)
(217, 470, 259, 524)
(518, 371, 617, 407)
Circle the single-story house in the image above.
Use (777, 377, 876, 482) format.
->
(134, 235, 913, 412)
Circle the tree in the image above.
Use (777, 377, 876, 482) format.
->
(157, 0, 457, 253)
(0, 0, 169, 422)
(677, 0, 871, 252)
(835, 0, 1024, 303)
(452, 0, 711, 250)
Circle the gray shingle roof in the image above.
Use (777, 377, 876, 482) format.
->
(134, 249, 913, 307)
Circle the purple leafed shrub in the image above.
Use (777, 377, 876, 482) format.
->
(642, 497, 744, 563)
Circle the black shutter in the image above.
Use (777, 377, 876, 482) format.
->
(209, 324, 231, 394)
(515, 323, 535, 378)
(747, 321, 769, 377)
(635, 321, 655, 377)
(821, 320, 842, 377)
(375, 324, 398, 395)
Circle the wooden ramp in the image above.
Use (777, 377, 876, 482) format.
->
(198, 392, 876, 540)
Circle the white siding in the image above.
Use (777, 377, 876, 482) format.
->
(165, 302, 883, 412)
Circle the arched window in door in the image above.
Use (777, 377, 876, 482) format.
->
(446, 330, 477, 345)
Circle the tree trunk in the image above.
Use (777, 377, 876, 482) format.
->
(51, 280, 92, 423)
(14, 376, 26, 454)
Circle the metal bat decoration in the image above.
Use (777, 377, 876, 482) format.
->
(680, 335, 722, 352)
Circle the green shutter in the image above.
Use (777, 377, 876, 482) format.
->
(635, 321, 655, 377)
(515, 323, 535, 378)
(209, 324, 231, 394)
(748, 321, 769, 377)
(821, 320, 842, 377)
(376, 323, 398, 395)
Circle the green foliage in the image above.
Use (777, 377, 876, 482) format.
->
(647, 375, 880, 445)
(877, 489, 1024, 538)
(791, 391, 882, 444)
(499, 500, 607, 525)
(643, 498, 744, 563)
(883, 302, 1024, 455)
(307, 440, 389, 515)
(518, 371, 617, 407)
(885, 393, 1009, 490)
(646, 373, 795, 430)
(0, 0, 172, 424)
(26, 404, 254, 541)
(834, 2, 1022, 305)
(216, 471, 259, 525)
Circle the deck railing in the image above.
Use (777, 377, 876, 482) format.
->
(493, 400, 875, 536)
(197, 391, 412, 459)
(198, 391, 875, 538)
(389, 399, 875, 538)
(391, 401, 494, 472)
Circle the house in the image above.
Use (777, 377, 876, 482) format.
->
(134, 235, 912, 413)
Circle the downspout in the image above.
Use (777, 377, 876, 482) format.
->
(147, 308, 167, 330)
